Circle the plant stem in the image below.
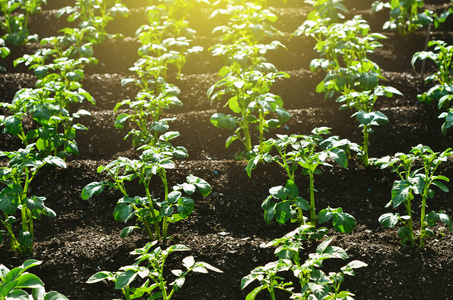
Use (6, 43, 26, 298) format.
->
(309, 170, 316, 227)
(1, 217, 22, 256)
(363, 125, 369, 167)
(420, 194, 428, 248)
(259, 112, 264, 153)
(268, 285, 276, 300)
(145, 185, 161, 240)
(404, 191, 414, 241)
(160, 170, 169, 238)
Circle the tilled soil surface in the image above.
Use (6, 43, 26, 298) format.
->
(0, 0, 452, 299)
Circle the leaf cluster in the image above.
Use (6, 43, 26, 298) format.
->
(373, 144, 453, 247)
(372, 0, 452, 36)
(412, 40, 453, 134)
(57, 0, 129, 44)
(248, 127, 359, 234)
(0, 259, 68, 300)
(87, 241, 222, 300)
(297, 1, 402, 166)
(0, 0, 46, 46)
(242, 231, 367, 300)
(208, 0, 290, 154)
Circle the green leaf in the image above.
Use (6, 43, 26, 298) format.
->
(0, 194, 19, 215)
(33, 106, 53, 122)
(115, 270, 137, 290)
(359, 72, 379, 90)
(5, 116, 22, 136)
(332, 211, 357, 233)
(114, 113, 129, 129)
(308, 282, 329, 299)
(263, 202, 276, 225)
(25, 196, 44, 211)
(16, 273, 44, 289)
(86, 271, 111, 283)
(269, 185, 287, 200)
(432, 180, 449, 192)
(317, 209, 333, 224)
(43, 291, 69, 300)
(276, 107, 291, 123)
(159, 131, 180, 141)
(210, 113, 236, 130)
(329, 148, 347, 168)
(391, 180, 411, 208)
(120, 226, 139, 239)
(354, 111, 388, 126)
(398, 226, 412, 242)
(241, 274, 256, 290)
(181, 183, 196, 195)
(228, 96, 241, 114)
(6, 289, 29, 299)
(285, 180, 298, 198)
(275, 202, 291, 224)
(177, 197, 194, 218)
(379, 213, 400, 227)
(44, 156, 67, 168)
(113, 204, 134, 222)
(295, 197, 309, 210)
(168, 191, 181, 204)
(426, 211, 439, 227)
(186, 175, 211, 196)
(81, 182, 104, 200)
(245, 285, 266, 300)
(160, 204, 173, 217)
(438, 212, 452, 231)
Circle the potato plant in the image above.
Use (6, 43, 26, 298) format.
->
(242, 229, 367, 300)
(82, 144, 211, 241)
(87, 241, 222, 300)
(57, 0, 129, 44)
(412, 40, 453, 134)
(298, 9, 402, 166)
(208, 70, 291, 154)
(209, 0, 289, 155)
(0, 145, 66, 255)
(0, 259, 68, 299)
(0, 0, 45, 46)
(373, 144, 452, 248)
(372, 0, 452, 36)
(248, 127, 359, 234)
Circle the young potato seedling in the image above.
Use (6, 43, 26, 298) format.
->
(82, 144, 211, 241)
(412, 40, 453, 134)
(242, 229, 367, 300)
(0, 0, 45, 46)
(0, 259, 68, 299)
(57, 0, 129, 44)
(373, 144, 452, 248)
(87, 241, 222, 300)
(372, 0, 452, 36)
(0, 145, 66, 255)
(248, 127, 359, 234)
(208, 70, 290, 154)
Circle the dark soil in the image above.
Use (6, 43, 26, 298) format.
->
(1, 0, 452, 299)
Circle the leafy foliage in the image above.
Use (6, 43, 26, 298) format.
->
(242, 230, 367, 300)
(0, 145, 66, 255)
(87, 241, 222, 300)
(412, 40, 453, 134)
(248, 127, 359, 234)
(373, 144, 453, 248)
(82, 146, 211, 241)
